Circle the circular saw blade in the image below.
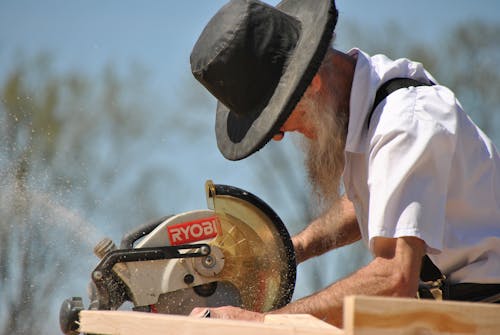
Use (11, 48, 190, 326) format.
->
(133, 181, 296, 315)
(204, 181, 296, 312)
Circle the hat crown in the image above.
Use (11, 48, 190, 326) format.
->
(190, 0, 300, 140)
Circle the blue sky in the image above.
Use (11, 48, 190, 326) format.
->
(2, 0, 500, 252)
(2, 0, 500, 95)
(2, 0, 500, 280)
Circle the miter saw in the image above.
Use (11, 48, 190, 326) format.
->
(59, 180, 296, 334)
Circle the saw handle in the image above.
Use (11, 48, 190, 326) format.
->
(91, 244, 212, 310)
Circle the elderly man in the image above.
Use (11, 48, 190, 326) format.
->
(189, 0, 500, 326)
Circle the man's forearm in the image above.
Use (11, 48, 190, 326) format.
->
(293, 195, 360, 263)
(274, 237, 425, 327)
(271, 264, 385, 325)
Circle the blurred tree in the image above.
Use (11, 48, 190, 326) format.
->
(0, 56, 67, 335)
(339, 19, 500, 144)
(0, 55, 178, 335)
(444, 21, 500, 140)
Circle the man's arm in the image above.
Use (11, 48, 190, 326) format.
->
(273, 236, 426, 326)
(293, 195, 361, 263)
(191, 235, 426, 327)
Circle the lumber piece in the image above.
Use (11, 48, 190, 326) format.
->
(264, 313, 342, 332)
(79, 310, 343, 335)
(344, 295, 500, 335)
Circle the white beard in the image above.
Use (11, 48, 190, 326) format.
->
(300, 89, 348, 213)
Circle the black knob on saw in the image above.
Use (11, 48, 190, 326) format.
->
(59, 297, 84, 335)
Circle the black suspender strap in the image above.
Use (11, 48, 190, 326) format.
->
(418, 254, 447, 300)
(420, 254, 444, 282)
(368, 77, 433, 128)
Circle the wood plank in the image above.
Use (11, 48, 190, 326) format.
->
(79, 310, 343, 335)
(264, 314, 342, 332)
(344, 295, 500, 335)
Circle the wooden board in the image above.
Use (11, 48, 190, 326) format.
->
(264, 313, 339, 330)
(79, 296, 500, 335)
(79, 310, 342, 335)
(344, 295, 500, 335)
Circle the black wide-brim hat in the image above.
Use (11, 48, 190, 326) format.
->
(191, 0, 338, 160)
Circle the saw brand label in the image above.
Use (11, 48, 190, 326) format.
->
(167, 216, 219, 246)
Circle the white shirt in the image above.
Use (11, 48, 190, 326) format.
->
(343, 48, 500, 284)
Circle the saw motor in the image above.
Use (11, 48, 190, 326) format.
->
(59, 180, 296, 334)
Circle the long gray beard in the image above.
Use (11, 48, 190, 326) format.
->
(301, 93, 348, 214)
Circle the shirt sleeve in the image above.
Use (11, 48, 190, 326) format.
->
(367, 86, 458, 253)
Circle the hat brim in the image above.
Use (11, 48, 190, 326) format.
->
(215, 0, 337, 161)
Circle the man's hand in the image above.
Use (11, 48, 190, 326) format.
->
(190, 306, 265, 322)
